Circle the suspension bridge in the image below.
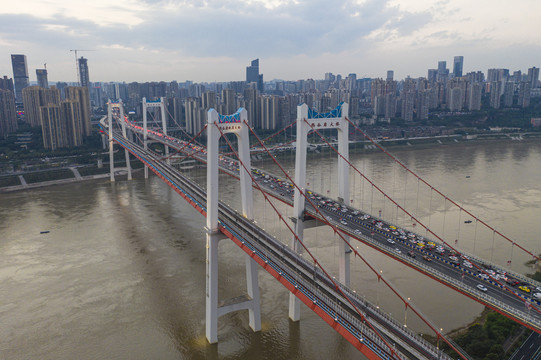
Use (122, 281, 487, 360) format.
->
(100, 99, 541, 360)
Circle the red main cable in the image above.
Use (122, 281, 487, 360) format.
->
(216, 123, 401, 359)
(307, 118, 541, 318)
(243, 121, 468, 359)
(347, 117, 541, 264)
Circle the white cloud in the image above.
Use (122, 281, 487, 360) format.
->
(0, 0, 148, 26)
(0, 0, 539, 82)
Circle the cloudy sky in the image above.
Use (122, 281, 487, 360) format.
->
(1, 0, 540, 83)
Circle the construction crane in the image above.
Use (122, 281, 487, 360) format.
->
(70, 49, 95, 86)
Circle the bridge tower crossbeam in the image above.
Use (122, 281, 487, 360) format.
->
(205, 108, 261, 344)
(107, 99, 132, 182)
(290, 102, 350, 321)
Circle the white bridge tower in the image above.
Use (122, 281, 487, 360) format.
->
(107, 99, 132, 182)
(142, 97, 169, 179)
(205, 108, 261, 343)
(289, 102, 350, 321)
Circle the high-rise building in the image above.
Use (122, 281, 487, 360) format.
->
(511, 71, 522, 83)
(427, 69, 437, 84)
(0, 76, 14, 92)
(401, 78, 415, 121)
(221, 88, 236, 114)
(185, 97, 204, 135)
(24, 87, 85, 150)
(65, 86, 92, 136)
(246, 59, 264, 93)
(453, 56, 464, 78)
(437, 61, 449, 82)
(167, 97, 184, 127)
(448, 87, 463, 111)
(22, 86, 61, 127)
(489, 82, 501, 109)
(78, 57, 90, 88)
(258, 95, 279, 130)
(386, 70, 394, 81)
(446, 78, 468, 110)
(487, 68, 509, 82)
(417, 90, 430, 120)
(383, 93, 396, 119)
(370, 78, 385, 106)
(465, 71, 484, 84)
(528, 67, 539, 88)
(61, 100, 84, 147)
(346, 73, 357, 91)
(518, 82, 531, 108)
(201, 91, 216, 110)
(243, 88, 257, 127)
(0, 89, 17, 138)
(36, 69, 48, 88)
(468, 82, 482, 111)
(11, 54, 29, 103)
(40, 104, 65, 150)
(503, 82, 514, 107)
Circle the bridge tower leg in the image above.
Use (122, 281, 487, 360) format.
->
(290, 103, 350, 321)
(142, 97, 149, 179)
(336, 107, 350, 286)
(158, 97, 170, 165)
(118, 100, 132, 181)
(205, 108, 261, 344)
(107, 100, 115, 182)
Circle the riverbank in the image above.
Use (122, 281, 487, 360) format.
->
(2, 132, 540, 192)
(0, 167, 136, 193)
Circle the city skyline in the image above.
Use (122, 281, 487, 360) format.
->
(1, 0, 540, 83)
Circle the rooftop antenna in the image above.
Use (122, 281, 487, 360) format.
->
(69, 49, 95, 86)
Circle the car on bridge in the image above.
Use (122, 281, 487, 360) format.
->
(506, 278, 520, 286)
(519, 285, 531, 293)
(477, 284, 488, 292)
(422, 255, 432, 262)
(407, 250, 416, 258)
(387, 238, 395, 244)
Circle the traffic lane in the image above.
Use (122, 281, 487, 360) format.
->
(257, 178, 541, 310)
(509, 332, 541, 360)
(314, 206, 541, 316)
(156, 138, 541, 320)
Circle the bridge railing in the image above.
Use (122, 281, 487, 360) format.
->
(223, 218, 404, 359)
(324, 215, 541, 323)
(280, 236, 452, 359)
(382, 243, 541, 329)
(136, 120, 539, 292)
(337, 284, 455, 360)
(121, 121, 541, 350)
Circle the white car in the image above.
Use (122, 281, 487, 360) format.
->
(533, 292, 541, 299)
(394, 248, 401, 254)
(387, 238, 395, 244)
(477, 284, 488, 292)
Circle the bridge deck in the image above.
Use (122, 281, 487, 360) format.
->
(106, 125, 457, 360)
